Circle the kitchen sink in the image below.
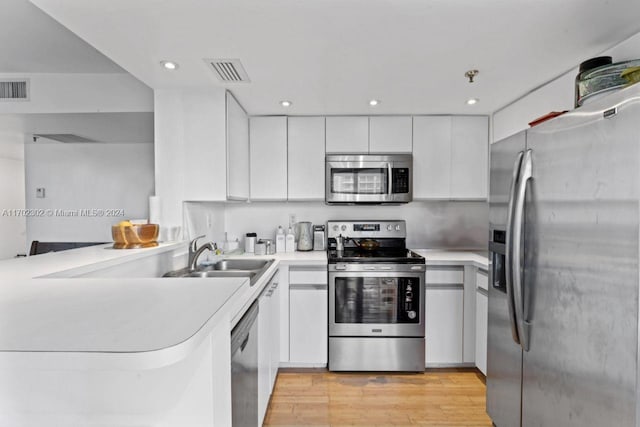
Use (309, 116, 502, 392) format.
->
(210, 259, 271, 271)
(187, 270, 258, 279)
(162, 258, 274, 287)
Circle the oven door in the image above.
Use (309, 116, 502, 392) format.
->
(329, 271, 425, 337)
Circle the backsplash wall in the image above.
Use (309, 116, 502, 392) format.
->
(185, 201, 488, 250)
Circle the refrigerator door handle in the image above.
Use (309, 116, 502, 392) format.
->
(511, 149, 533, 352)
(505, 150, 524, 345)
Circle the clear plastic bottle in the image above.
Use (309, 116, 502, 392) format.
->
(276, 226, 286, 253)
(285, 227, 295, 252)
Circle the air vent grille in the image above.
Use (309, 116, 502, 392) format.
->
(0, 80, 29, 100)
(204, 59, 250, 82)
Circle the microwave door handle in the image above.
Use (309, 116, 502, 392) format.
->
(387, 164, 393, 196)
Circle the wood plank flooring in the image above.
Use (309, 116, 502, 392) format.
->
(264, 369, 492, 426)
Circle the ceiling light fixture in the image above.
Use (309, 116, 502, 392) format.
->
(369, 99, 380, 106)
(465, 69, 479, 83)
(280, 100, 292, 107)
(160, 60, 179, 70)
(466, 98, 479, 105)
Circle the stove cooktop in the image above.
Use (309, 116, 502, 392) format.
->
(327, 248, 425, 264)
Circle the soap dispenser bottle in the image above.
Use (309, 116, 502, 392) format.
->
(285, 227, 295, 252)
(276, 226, 286, 253)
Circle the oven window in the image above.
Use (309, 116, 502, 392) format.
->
(330, 168, 388, 194)
(335, 277, 399, 323)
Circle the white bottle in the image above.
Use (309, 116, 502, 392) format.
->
(276, 226, 286, 253)
(286, 227, 295, 252)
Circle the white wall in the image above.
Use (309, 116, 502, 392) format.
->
(24, 142, 154, 243)
(492, 31, 640, 142)
(0, 73, 152, 114)
(0, 129, 26, 258)
(184, 201, 488, 250)
(154, 88, 227, 233)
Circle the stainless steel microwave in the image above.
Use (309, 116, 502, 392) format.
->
(325, 154, 413, 204)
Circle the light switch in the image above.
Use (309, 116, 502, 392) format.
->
(36, 188, 45, 198)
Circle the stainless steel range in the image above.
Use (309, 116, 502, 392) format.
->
(327, 220, 425, 372)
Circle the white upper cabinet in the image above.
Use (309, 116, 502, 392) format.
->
(450, 116, 488, 199)
(369, 116, 413, 153)
(325, 116, 369, 153)
(226, 92, 249, 200)
(288, 117, 325, 200)
(249, 116, 288, 200)
(413, 116, 452, 199)
(412, 115, 488, 200)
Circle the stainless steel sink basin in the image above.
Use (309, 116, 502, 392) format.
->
(187, 270, 258, 279)
(210, 259, 270, 271)
(162, 258, 274, 287)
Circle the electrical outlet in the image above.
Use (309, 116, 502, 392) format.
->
(36, 188, 45, 198)
(289, 214, 297, 229)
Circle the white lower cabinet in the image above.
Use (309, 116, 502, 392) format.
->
(289, 267, 328, 365)
(475, 288, 488, 375)
(258, 271, 281, 425)
(475, 269, 488, 375)
(425, 286, 464, 365)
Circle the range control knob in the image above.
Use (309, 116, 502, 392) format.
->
(341, 225, 347, 232)
(395, 224, 401, 231)
(407, 310, 417, 320)
(387, 224, 393, 231)
(332, 225, 339, 231)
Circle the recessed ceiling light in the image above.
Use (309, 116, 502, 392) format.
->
(160, 60, 179, 70)
(280, 100, 292, 107)
(466, 98, 479, 105)
(369, 99, 380, 106)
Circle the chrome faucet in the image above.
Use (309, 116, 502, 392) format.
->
(189, 235, 217, 270)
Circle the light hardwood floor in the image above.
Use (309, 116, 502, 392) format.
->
(264, 369, 492, 426)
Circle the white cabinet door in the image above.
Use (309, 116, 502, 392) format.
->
(369, 116, 412, 153)
(269, 280, 280, 390)
(425, 287, 464, 365)
(450, 116, 488, 199)
(226, 92, 249, 200)
(288, 117, 325, 200)
(325, 116, 369, 153)
(412, 116, 452, 199)
(462, 265, 477, 364)
(250, 116, 288, 200)
(258, 288, 272, 423)
(475, 288, 488, 375)
(289, 280, 328, 364)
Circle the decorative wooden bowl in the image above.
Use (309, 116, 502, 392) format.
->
(111, 223, 159, 249)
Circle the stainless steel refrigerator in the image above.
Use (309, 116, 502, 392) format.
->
(487, 83, 640, 426)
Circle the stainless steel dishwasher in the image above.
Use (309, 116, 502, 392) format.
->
(231, 301, 259, 427)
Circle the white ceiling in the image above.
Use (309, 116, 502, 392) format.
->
(0, 0, 123, 73)
(28, 0, 640, 115)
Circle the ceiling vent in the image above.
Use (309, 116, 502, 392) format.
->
(33, 134, 99, 143)
(0, 79, 29, 101)
(204, 59, 250, 83)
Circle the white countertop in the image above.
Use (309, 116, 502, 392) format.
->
(225, 250, 327, 265)
(0, 242, 187, 280)
(0, 244, 488, 356)
(413, 249, 489, 269)
(0, 277, 247, 354)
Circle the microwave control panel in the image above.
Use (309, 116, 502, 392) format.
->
(392, 168, 410, 194)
